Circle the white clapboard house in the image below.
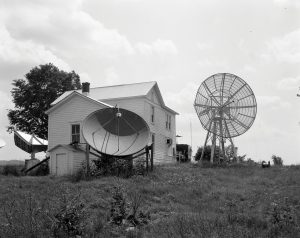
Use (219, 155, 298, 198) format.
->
(46, 81, 178, 175)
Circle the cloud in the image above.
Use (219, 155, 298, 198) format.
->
(0, 25, 70, 70)
(277, 76, 300, 91)
(274, 0, 300, 8)
(261, 28, 300, 64)
(136, 39, 178, 57)
(256, 95, 291, 109)
(196, 42, 212, 51)
(164, 82, 198, 114)
(0, 91, 13, 133)
(103, 67, 121, 86)
(0, 0, 134, 65)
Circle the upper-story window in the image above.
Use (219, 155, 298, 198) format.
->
(151, 106, 155, 123)
(166, 114, 168, 129)
(71, 124, 80, 143)
(166, 114, 171, 130)
(151, 91, 155, 102)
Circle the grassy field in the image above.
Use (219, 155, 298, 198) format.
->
(0, 163, 299, 238)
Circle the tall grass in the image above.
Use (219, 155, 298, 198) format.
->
(0, 164, 299, 237)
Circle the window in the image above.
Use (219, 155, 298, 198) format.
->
(71, 124, 80, 143)
(151, 91, 154, 102)
(166, 114, 171, 130)
(166, 114, 168, 129)
(151, 106, 155, 123)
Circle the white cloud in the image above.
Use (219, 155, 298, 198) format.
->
(256, 95, 291, 109)
(103, 67, 120, 86)
(0, 0, 134, 64)
(164, 82, 198, 114)
(136, 39, 178, 57)
(262, 28, 300, 64)
(0, 26, 70, 70)
(274, 0, 300, 8)
(277, 76, 300, 91)
(196, 42, 212, 51)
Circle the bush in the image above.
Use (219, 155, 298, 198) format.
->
(71, 167, 88, 183)
(272, 155, 283, 166)
(92, 157, 134, 178)
(2, 165, 21, 176)
(52, 195, 86, 237)
(109, 186, 150, 228)
(195, 145, 220, 162)
(33, 161, 49, 176)
(134, 157, 147, 176)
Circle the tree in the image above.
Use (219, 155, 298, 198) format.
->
(195, 145, 220, 162)
(272, 155, 283, 166)
(8, 63, 81, 139)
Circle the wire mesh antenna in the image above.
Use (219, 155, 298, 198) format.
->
(194, 73, 257, 163)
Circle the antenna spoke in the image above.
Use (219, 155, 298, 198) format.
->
(238, 113, 255, 119)
(234, 119, 249, 130)
(198, 108, 211, 117)
(228, 105, 256, 109)
(203, 82, 221, 106)
(229, 121, 239, 135)
(237, 93, 254, 101)
(194, 103, 218, 109)
(223, 83, 247, 106)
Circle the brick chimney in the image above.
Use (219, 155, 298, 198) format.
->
(82, 82, 90, 96)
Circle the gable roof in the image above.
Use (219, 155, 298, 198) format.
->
(51, 81, 157, 106)
(46, 91, 112, 114)
(50, 81, 178, 115)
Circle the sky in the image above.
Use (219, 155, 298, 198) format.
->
(0, 0, 299, 164)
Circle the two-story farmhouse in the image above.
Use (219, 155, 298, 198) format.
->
(46, 81, 178, 175)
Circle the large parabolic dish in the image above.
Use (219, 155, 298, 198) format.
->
(194, 73, 257, 138)
(82, 108, 150, 157)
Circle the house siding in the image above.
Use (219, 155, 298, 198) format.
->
(48, 95, 108, 151)
(102, 89, 176, 164)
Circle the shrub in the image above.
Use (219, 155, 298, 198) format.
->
(70, 167, 88, 183)
(272, 155, 283, 166)
(134, 157, 147, 176)
(2, 165, 21, 176)
(195, 145, 220, 162)
(109, 186, 150, 228)
(33, 161, 49, 176)
(52, 194, 86, 237)
(92, 157, 134, 178)
(110, 186, 127, 225)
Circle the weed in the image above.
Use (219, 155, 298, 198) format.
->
(51, 193, 86, 237)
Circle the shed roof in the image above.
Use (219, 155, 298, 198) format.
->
(48, 144, 85, 152)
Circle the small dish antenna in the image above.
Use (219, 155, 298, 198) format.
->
(0, 138, 6, 148)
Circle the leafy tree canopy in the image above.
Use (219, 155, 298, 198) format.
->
(195, 145, 220, 162)
(8, 63, 81, 140)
